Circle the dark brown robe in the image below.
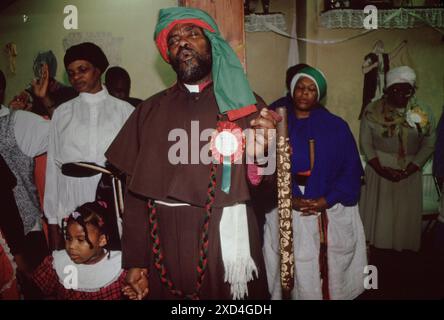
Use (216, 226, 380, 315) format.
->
(105, 83, 270, 299)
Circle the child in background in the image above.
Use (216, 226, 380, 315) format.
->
(32, 202, 127, 299)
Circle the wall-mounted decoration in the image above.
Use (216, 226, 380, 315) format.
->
(363, 0, 395, 9)
(62, 32, 124, 67)
(244, 0, 273, 14)
(324, 0, 444, 10)
(244, 0, 287, 33)
(324, 0, 352, 10)
(359, 39, 407, 119)
(245, 13, 287, 33)
(321, 6, 444, 28)
(5, 42, 18, 74)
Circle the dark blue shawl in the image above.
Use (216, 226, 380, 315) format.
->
(433, 109, 444, 178)
(270, 94, 363, 207)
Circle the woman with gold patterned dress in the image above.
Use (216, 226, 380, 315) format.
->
(360, 66, 435, 252)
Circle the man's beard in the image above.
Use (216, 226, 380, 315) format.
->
(170, 46, 212, 84)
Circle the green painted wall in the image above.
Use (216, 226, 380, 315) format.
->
(1, 0, 442, 140)
(0, 0, 177, 103)
(246, 0, 296, 104)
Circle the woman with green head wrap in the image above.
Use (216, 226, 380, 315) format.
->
(264, 66, 367, 300)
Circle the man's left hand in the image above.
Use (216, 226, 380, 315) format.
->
(31, 63, 49, 99)
(248, 108, 281, 162)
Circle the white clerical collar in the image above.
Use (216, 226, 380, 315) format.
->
(79, 86, 108, 104)
(183, 83, 200, 93)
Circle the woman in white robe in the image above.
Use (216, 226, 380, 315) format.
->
(44, 42, 133, 250)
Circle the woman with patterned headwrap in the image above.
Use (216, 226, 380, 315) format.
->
(360, 66, 436, 252)
(9, 50, 78, 118)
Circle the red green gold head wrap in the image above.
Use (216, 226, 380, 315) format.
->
(154, 7, 257, 121)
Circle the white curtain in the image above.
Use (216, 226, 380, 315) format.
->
(287, 11, 299, 68)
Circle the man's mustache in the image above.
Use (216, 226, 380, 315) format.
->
(177, 45, 197, 60)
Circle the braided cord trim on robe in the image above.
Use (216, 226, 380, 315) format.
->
(148, 163, 217, 300)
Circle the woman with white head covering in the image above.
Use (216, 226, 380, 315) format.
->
(359, 66, 436, 252)
(359, 40, 407, 119)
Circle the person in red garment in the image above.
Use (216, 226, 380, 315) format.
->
(0, 155, 25, 300)
(32, 202, 127, 300)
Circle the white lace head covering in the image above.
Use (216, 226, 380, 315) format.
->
(386, 66, 416, 89)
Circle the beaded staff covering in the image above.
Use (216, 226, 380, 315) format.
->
(275, 107, 295, 295)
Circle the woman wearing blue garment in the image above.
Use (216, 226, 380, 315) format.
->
(263, 66, 367, 300)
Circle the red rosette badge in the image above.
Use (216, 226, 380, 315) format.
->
(210, 121, 245, 193)
(210, 121, 245, 164)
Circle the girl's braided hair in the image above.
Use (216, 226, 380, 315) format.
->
(62, 201, 110, 255)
